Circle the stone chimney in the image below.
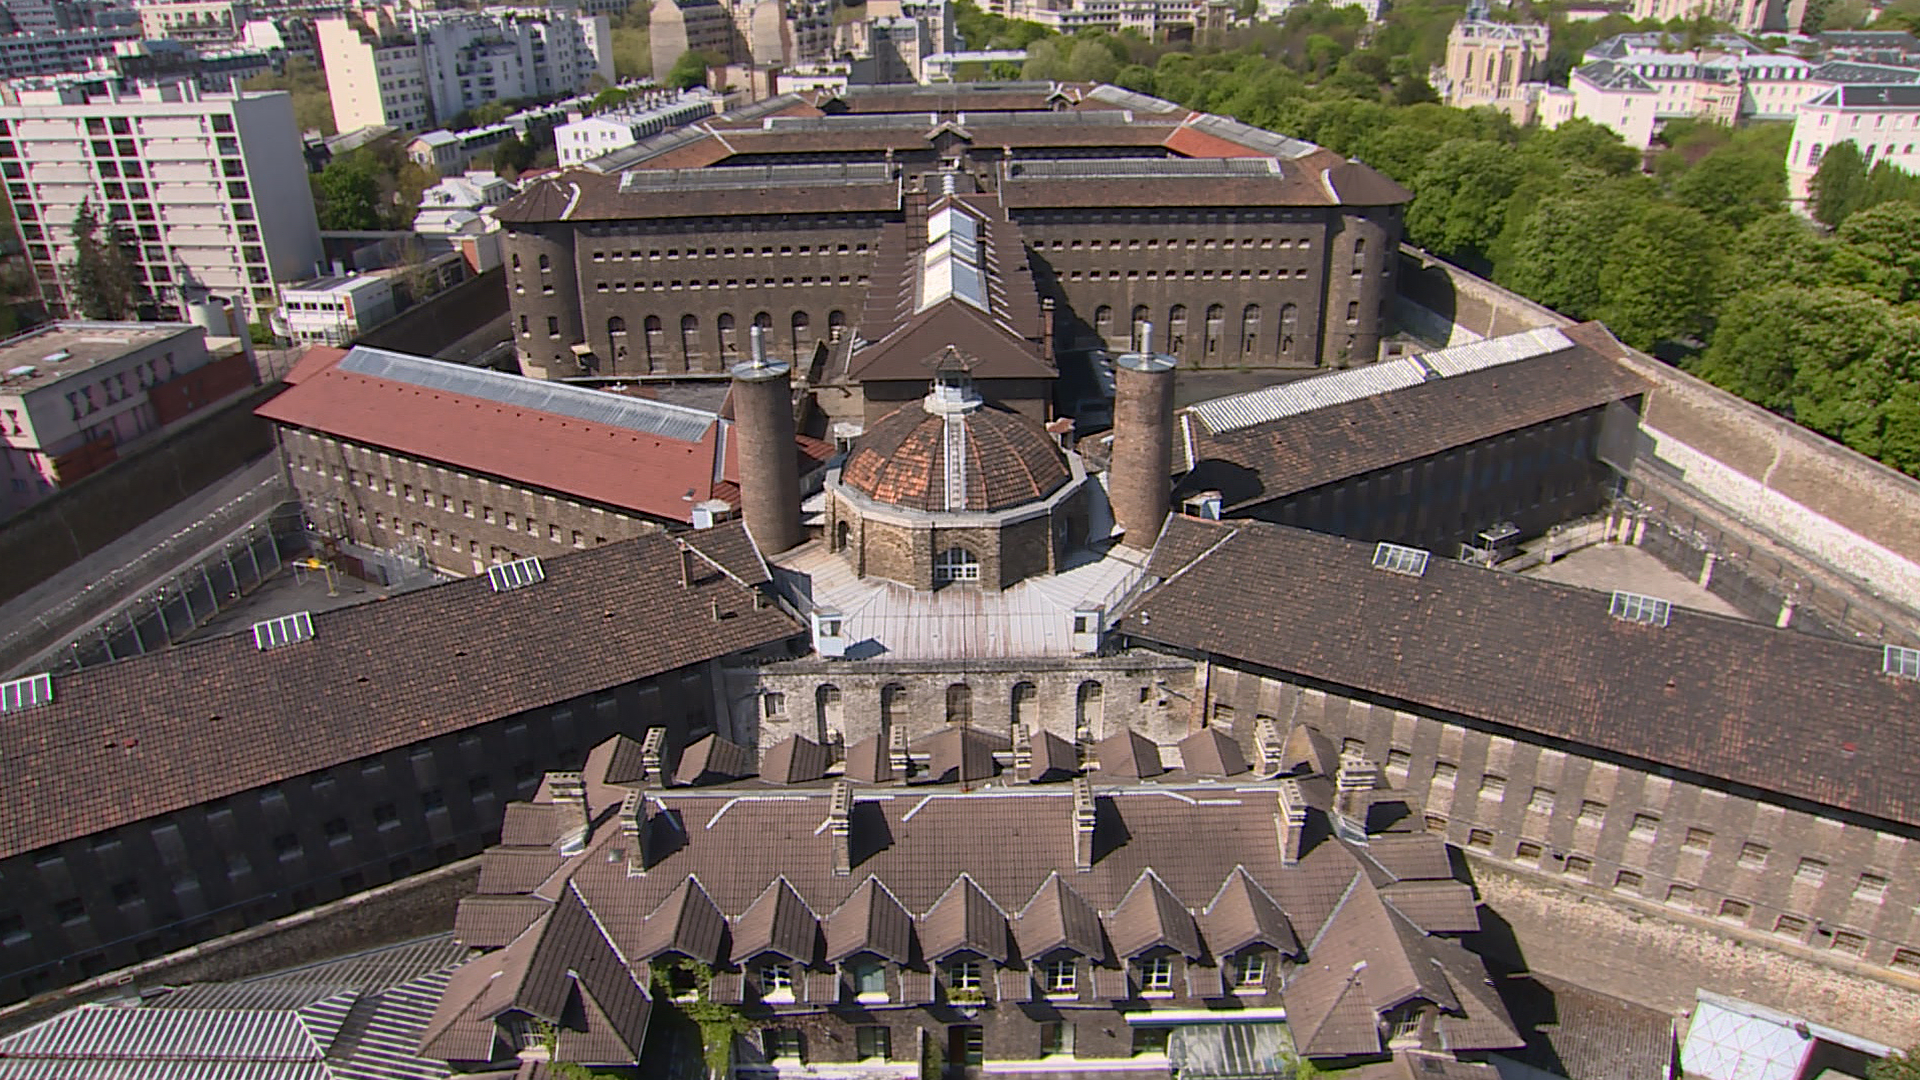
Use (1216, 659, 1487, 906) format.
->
(1109, 323, 1177, 549)
(729, 325, 805, 555)
(828, 779, 853, 877)
(1278, 778, 1307, 866)
(619, 789, 646, 875)
(1253, 715, 1284, 776)
(1072, 776, 1097, 871)
(888, 725, 912, 777)
(1010, 721, 1031, 782)
(640, 727, 666, 783)
(549, 771, 588, 853)
(1335, 750, 1374, 815)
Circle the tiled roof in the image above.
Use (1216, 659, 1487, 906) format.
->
(454, 895, 552, 948)
(1097, 729, 1165, 779)
(1202, 868, 1299, 957)
(841, 399, 1072, 513)
(1179, 727, 1249, 777)
(733, 877, 821, 962)
(0, 534, 798, 862)
(825, 876, 915, 963)
(1030, 728, 1080, 781)
(1121, 520, 1920, 831)
(920, 875, 1011, 962)
(761, 735, 831, 784)
(673, 733, 756, 786)
(1380, 880, 1482, 935)
(631, 876, 728, 965)
(1106, 869, 1203, 958)
(1504, 977, 1676, 1080)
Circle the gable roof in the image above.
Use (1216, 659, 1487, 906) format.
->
(0, 533, 798, 862)
(824, 876, 916, 963)
(1098, 729, 1165, 779)
(632, 876, 729, 965)
(1203, 867, 1299, 957)
(1017, 871, 1108, 958)
(733, 877, 820, 962)
(1180, 727, 1249, 777)
(920, 875, 1011, 963)
(1107, 869, 1204, 959)
(1122, 520, 1920, 831)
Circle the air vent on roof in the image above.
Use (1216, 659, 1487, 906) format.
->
(0, 672, 53, 714)
(252, 611, 315, 651)
(488, 556, 545, 592)
(1371, 542, 1430, 577)
(1608, 591, 1671, 627)
(1884, 644, 1920, 680)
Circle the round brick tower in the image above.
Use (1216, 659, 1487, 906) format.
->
(731, 326, 805, 555)
(1109, 324, 1177, 549)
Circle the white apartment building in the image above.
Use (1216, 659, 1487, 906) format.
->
(1787, 84, 1920, 207)
(0, 25, 141, 80)
(273, 272, 396, 346)
(1626, 0, 1801, 35)
(318, 7, 612, 134)
(0, 77, 324, 324)
(134, 0, 251, 43)
(554, 89, 716, 166)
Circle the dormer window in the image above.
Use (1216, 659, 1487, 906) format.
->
(1233, 951, 1267, 990)
(1043, 957, 1077, 996)
(1138, 955, 1174, 995)
(949, 960, 982, 994)
(850, 959, 887, 1002)
(760, 961, 794, 1000)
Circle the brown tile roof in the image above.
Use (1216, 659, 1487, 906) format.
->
(499, 803, 565, 847)
(824, 876, 915, 964)
(1016, 872, 1107, 959)
(1106, 870, 1203, 959)
(1202, 867, 1299, 957)
(673, 734, 756, 786)
(843, 735, 895, 783)
(454, 895, 552, 949)
(1145, 513, 1239, 580)
(917, 726, 1008, 784)
(761, 735, 831, 784)
(733, 877, 820, 963)
(1380, 881, 1481, 935)
(1361, 837, 1458, 883)
(919, 875, 1011, 963)
(494, 167, 901, 224)
(632, 876, 728, 965)
(1178, 335, 1649, 511)
(841, 400, 1071, 513)
(847, 298, 1055, 384)
(0, 531, 797, 863)
(1501, 976, 1675, 1080)
(1122, 521, 1920, 830)
(681, 520, 772, 588)
(1029, 728, 1080, 781)
(477, 849, 568, 896)
(1097, 730, 1165, 780)
(1179, 727, 1249, 777)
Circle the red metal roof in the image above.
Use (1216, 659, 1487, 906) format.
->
(257, 351, 723, 523)
(1163, 122, 1274, 159)
(282, 345, 349, 385)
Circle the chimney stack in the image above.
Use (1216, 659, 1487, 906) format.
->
(619, 790, 646, 875)
(1010, 721, 1031, 782)
(549, 771, 588, 852)
(1253, 715, 1284, 776)
(1072, 776, 1097, 871)
(640, 727, 666, 783)
(678, 541, 695, 587)
(1278, 778, 1307, 866)
(729, 326, 805, 555)
(828, 779, 853, 877)
(1108, 323, 1177, 549)
(888, 725, 912, 777)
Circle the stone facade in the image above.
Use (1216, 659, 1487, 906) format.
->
(726, 652, 1198, 752)
(280, 427, 659, 578)
(1200, 665, 1920, 980)
(0, 664, 725, 1004)
(824, 485, 1088, 592)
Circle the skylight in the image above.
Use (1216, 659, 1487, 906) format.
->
(252, 611, 316, 651)
(1370, 542, 1430, 577)
(488, 556, 546, 592)
(0, 672, 53, 714)
(1608, 591, 1671, 627)
(1884, 644, 1920, 680)
(919, 206, 988, 313)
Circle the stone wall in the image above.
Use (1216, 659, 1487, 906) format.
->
(1391, 246, 1570, 344)
(1202, 665, 1920, 983)
(0, 385, 278, 607)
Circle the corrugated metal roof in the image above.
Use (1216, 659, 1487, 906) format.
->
(1412, 326, 1572, 378)
(1190, 360, 1428, 434)
(337, 347, 716, 444)
(0, 1001, 340, 1060)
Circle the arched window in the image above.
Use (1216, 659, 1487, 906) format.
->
(934, 546, 980, 583)
(1240, 304, 1261, 356)
(718, 312, 737, 356)
(644, 315, 663, 370)
(1279, 303, 1298, 357)
(792, 311, 811, 359)
(1204, 305, 1225, 356)
(828, 309, 847, 341)
(816, 684, 843, 740)
(608, 316, 628, 363)
(537, 253, 550, 271)
(1011, 681, 1038, 728)
(946, 683, 973, 725)
(1131, 305, 1150, 351)
(834, 520, 851, 552)
(754, 311, 773, 332)
(680, 314, 701, 365)
(881, 683, 908, 728)
(1346, 301, 1359, 324)
(1094, 305, 1114, 344)
(1168, 305, 1188, 356)
(1075, 680, 1104, 741)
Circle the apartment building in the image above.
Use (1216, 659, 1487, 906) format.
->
(1439, 10, 1549, 117)
(1626, 0, 1800, 35)
(133, 0, 251, 43)
(553, 88, 717, 166)
(0, 76, 324, 324)
(1787, 84, 1920, 207)
(0, 25, 141, 80)
(273, 272, 397, 347)
(0, 320, 253, 520)
(317, 7, 613, 134)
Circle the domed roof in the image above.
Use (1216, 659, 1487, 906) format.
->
(841, 393, 1071, 513)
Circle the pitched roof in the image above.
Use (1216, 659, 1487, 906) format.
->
(917, 725, 1006, 784)
(732, 877, 820, 962)
(1179, 727, 1249, 777)
(455, 895, 552, 949)
(1380, 880, 1481, 935)
(1107, 869, 1204, 958)
(1097, 729, 1165, 779)
(1122, 520, 1920, 831)
(632, 876, 728, 965)
(674, 734, 757, 786)
(1016, 872, 1107, 958)
(1029, 727, 1080, 781)
(824, 876, 916, 963)
(919, 875, 1011, 963)
(761, 735, 832, 784)
(0, 533, 797, 862)
(841, 400, 1071, 514)
(843, 734, 895, 783)
(1203, 867, 1299, 957)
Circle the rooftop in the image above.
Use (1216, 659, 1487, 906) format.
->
(0, 322, 199, 394)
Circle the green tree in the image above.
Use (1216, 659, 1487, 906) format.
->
(1812, 142, 1871, 228)
(1827, 200, 1920, 303)
(1503, 184, 1647, 320)
(313, 155, 384, 230)
(1066, 37, 1121, 83)
(1669, 138, 1789, 229)
(1391, 72, 1438, 105)
(667, 48, 717, 88)
(1595, 202, 1726, 349)
(243, 57, 336, 135)
(491, 134, 537, 177)
(1722, 212, 1832, 296)
(65, 202, 144, 320)
(1405, 137, 1524, 268)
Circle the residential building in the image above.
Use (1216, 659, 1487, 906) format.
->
(1786, 84, 1920, 208)
(0, 320, 254, 520)
(1439, 8, 1549, 117)
(1818, 29, 1920, 66)
(0, 527, 800, 1005)
(647, 0, 833, 74)
(647, 0, 737, 77)
(133, 0, 251, 43)
(404, 122, 518, 173)
(0, 24, 140, 80)
(273, 272, 398, 347)
(317, 7, 613, 134)
(1002, 0, 1216, 37)
(553, 88, 718, 167)
(499, 83, 1409, 381)
(421, 737, 1524, 1074)
(0, 77, 325, 323)
(1625, 0, 1800, 35)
